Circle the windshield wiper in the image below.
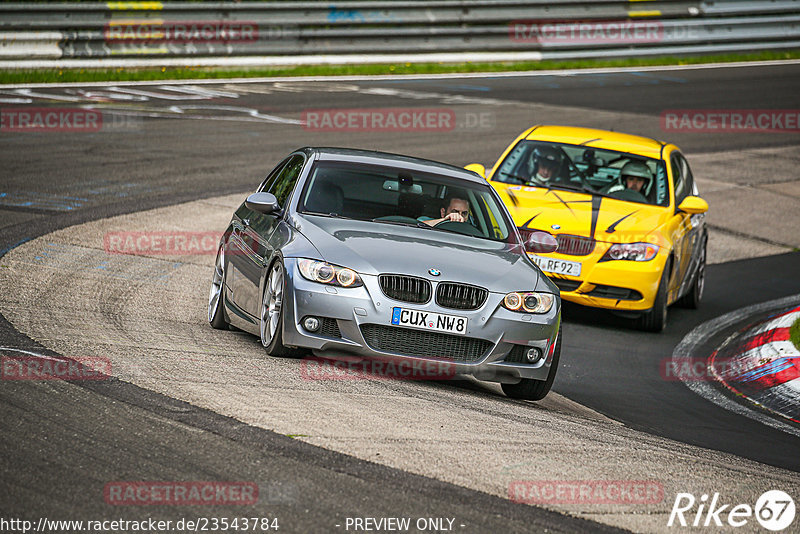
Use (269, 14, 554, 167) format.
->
(304, 211, 353, 219)
(370, 218, 434, 230)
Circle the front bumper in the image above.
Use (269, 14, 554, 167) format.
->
(532, 249, 667, 312)
(280, 258, 560, 384)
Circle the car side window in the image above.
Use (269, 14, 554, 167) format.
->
(678, 153, 696, 198)
(671, 153, 685, 206)
(269, 154, 306, 208)
(258, 156, 291, 193)
(672, 152, 696, 207)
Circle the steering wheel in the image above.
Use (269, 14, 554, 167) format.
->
(608, 188, 648, 203)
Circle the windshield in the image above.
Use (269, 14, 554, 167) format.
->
(494, 140, 670, 206)
(299, 160, 516, 242)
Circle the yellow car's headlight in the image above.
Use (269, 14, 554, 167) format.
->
(600, 243, 659, 262)
(298, 259, 363, 287)
(502, 292, 555, 314)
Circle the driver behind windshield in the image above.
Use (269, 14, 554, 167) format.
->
(419, 195, 470, 227)
(527, 145, 562, 185)
(607, 160, 652, 198)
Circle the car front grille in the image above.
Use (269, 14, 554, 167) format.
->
(435, 282, 488, 310)
(556, 234, 596, 256)
(550, 278, 582, 292)
(360, 324, 491, 362)
(586, 284, 643, 301)
(378, 274, 431, 304)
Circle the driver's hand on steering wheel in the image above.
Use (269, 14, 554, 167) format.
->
(442, 212, 465, 223)
(433, 212, 466, 226)
(424, 212, 467, 227)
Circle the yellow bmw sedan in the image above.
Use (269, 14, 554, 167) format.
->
(466, 125, 708, 332)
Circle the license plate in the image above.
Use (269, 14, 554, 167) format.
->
(391, 307, 467, 335)
(530, 254, 582, 276)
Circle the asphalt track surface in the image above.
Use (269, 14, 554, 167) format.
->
(1, 63, 799, 531)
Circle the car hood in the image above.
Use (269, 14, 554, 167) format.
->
(291, 214, 547, 293)
(492, 184, 669, 245)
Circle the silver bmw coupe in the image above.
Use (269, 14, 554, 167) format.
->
(208, 148, 562, 400)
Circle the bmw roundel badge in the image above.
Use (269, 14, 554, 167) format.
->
(428, 268, 441, 276)
(551, 224, 561, 230)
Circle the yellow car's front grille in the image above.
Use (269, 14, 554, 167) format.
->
(555, 234, 596, 256)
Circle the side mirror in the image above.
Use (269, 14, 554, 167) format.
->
(677, 196, 708, 214)
(245, 192, 280, 214)
(464, 163, 486, 179)
(525, 231, 558, 254)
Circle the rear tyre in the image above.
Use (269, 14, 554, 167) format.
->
(637, 264, 669, 332)
(677, 239, 706, 309)
(501, 325, 561, 401)
(208, 244, 228, 330)
(261, 261, 300, 357)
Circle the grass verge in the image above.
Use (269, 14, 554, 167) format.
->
(1, 50, 799, 85)
(790, 316, 800, 352)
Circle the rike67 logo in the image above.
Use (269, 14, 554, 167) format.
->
(668, 490, 795, 531)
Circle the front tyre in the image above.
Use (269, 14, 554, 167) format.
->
(502, 325, 561, 401)
(678, 239, 706, 309)
(260, 261, 298, 357)
(208, 244, 228, 329)
(637, 264, 669, 332)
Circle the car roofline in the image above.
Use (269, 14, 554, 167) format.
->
(292, 146, 487, 184)
(524, 125, 669, 157)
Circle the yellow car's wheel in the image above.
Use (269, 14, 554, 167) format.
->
(637, 266, 669, 332)
(678, 238, 706, 310)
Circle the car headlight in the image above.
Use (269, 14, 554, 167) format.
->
(298, 259, 363, 287)
(599, 243, 659, 262)
(502, 292, 555, 314)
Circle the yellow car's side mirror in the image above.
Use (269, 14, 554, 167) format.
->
(464, 163, 486, 179)
(677, 196, 708, 214)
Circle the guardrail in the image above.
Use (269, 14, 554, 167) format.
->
(0, 1, 798, 67)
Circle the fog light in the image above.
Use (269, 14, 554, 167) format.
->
(303, 316, 320, 332)
(525, 347, 543, 363)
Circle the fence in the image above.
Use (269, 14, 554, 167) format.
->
(0, 1, 798, 67)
